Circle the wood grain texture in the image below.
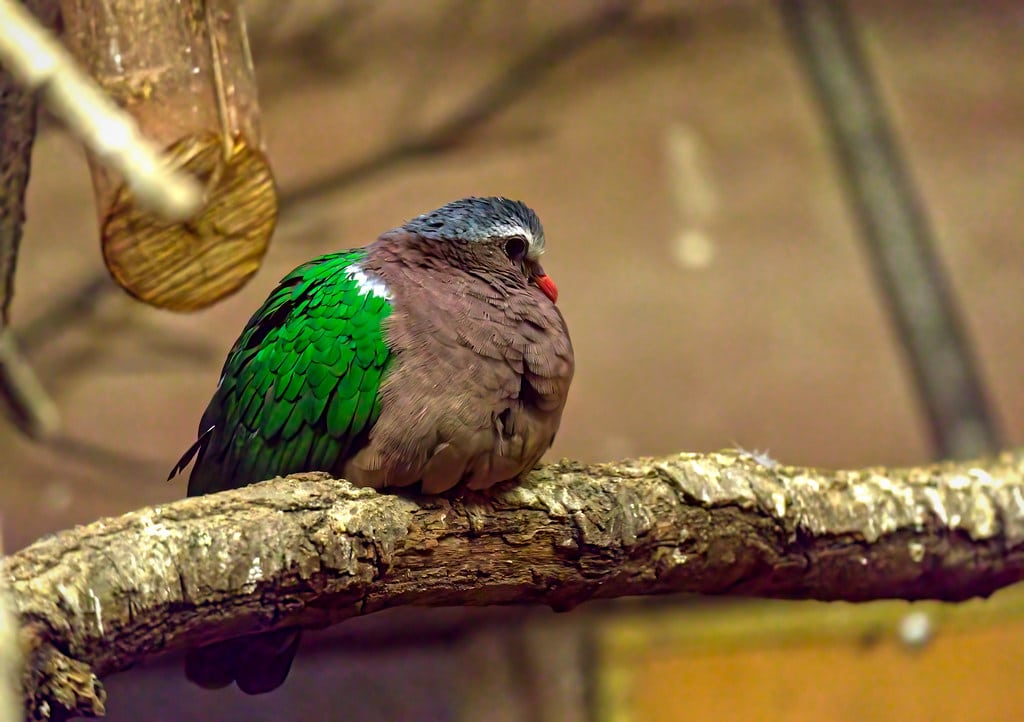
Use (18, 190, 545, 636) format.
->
(7, 449, 1024, 719)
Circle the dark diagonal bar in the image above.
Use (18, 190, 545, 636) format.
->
(780, 0, 1000, 458)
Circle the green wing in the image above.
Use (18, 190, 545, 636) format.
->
(176, 249, 392, 496)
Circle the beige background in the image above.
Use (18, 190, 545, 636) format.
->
(2, 1, 1022, 720)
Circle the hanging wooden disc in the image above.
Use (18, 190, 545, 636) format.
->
(101, 131, 277, 312)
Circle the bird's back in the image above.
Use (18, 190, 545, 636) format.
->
(181, 248, 392, 497)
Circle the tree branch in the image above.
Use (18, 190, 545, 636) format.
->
(0, 1, 63, 440)
(0, 0, 202, 221)
(0, 526, 24, 722)
(7, 450, 1024, 719)
(0, 328, 60, 439)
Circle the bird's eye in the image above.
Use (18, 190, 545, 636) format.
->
(504, 236, 528, 263)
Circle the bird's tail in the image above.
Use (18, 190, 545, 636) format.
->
(185, 628, 302, 695)
(167, 425, 214, 482)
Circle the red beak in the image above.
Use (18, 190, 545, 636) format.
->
(534, 273, 558, 303)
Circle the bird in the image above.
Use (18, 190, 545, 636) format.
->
(169, 196, 574, 695)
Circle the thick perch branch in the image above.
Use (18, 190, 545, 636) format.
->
(7, 450, 1024, 719)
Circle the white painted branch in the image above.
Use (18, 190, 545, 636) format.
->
(0, 0, 202, 221)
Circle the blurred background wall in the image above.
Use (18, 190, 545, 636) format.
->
(2, 1, 1023, 720)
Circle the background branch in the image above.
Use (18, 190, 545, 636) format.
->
(6, 449, 1024, 719)
(0, 0, 62, 440)
(278, 0, 638, 215)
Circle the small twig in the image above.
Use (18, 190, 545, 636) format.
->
(15, 274, 112, 353)
(0, 0, 202, 220)
(0, 327, 59, 439)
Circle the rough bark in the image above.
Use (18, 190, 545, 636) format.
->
(6, 449, 1024, 720)
(0, 0, 63, 440)
(0, 529, 23, 722)
(0, 0, 60, 326)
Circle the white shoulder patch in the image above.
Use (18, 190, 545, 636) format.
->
(345, 263, 392, 300)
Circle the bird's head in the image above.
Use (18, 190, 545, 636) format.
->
(401, 196, 559, 303)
